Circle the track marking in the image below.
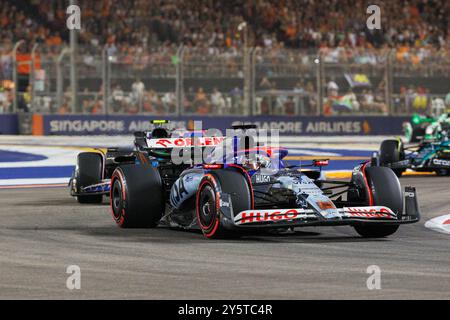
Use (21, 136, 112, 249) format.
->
(0, 177, 70, 187)
(425, 214, 450, 235)
(0, 183, 67, 189)
(286, 156, 369, 161)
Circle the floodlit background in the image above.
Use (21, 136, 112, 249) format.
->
(0, 0, 448, 119)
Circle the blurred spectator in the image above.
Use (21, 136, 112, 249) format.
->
(131, 77, 145, 110)
(194, 87, 209, 114)
(161, 92, 176, 114)
(1, 0, 448, 117)
(360, 89, 387, 114)
(111, 84, 125, 113)
(211, 87, 227, 114)
(3, 1, 447, 56)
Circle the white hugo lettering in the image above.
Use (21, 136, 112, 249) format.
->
(344, 206, 394, 218)
(238, 209, 303, 224)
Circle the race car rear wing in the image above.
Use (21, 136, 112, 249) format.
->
(146, 136, 225, 149)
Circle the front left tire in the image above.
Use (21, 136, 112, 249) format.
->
(196, 169, 252, 239)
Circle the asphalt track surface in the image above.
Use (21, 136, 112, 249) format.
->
(0, 176, 449, 299)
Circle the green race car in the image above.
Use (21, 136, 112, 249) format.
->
(403, 113, 450, 143)
(377, 125, 450, 177)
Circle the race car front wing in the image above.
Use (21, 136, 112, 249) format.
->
(220, 186, 420, 229)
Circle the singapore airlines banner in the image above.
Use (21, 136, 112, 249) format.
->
(32, 114, 408, 136)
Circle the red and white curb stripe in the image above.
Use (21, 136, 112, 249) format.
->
(424, 214, 450, 235)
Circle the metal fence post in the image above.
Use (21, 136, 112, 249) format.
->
(239, 22, 251, 116)
(56, 48, 70, 113)
(316, 51, 323, 116)
(250, 47, 260, 116)
(69, 0, 79, 113)
(12, 40, 24, 113)
(107, 52, 111, 114)
(243, 46, 251, 116)
(176, 45, 184, 116)
(30, 43, 39, 113)
(385, 49, 394, 115)
(102, 47, 109, 115)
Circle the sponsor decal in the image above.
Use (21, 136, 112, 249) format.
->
(254, 174, 271, 183)
(405, 191, 415, 198)
(235, 209, 315, 225)
(50, 120, 125, 133)
(317, 201, 336, 210)
(343, 206, 395, 219)
(432, 159, 450, 167)
(234, 206, 397, 225)
(169, 176, 189, 207)
(40, 115, 408, 136)
(147, 137, 224, 149)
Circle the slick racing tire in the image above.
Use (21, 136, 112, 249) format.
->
(76, 152, 104, 204)
(196, 169, 252, 239)
(110, 164, 164, 228)
(353, 166, 402, 238)
(379, 139, 405, 177)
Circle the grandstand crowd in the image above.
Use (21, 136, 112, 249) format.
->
(0, 0, 449, 115)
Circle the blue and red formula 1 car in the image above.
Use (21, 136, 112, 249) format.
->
(70, 121, 420, 239)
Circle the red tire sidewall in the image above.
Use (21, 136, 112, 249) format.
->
(196, 174, 221, 238)
(110, 168, 127, 227)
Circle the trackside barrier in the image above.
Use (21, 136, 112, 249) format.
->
(32, 114, 409, 136)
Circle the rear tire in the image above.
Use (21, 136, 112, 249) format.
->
(353, 166, 402, 238)
(196, 169, 251, 239)
(379, 140, 405, 177)
(110, 164, 164, 228)
(76, 152, 103, 204)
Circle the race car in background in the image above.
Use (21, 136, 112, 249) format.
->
(69, 120, 202, 203)
(377, 127, 450, 177)
(403, 112, 449, 143)
(72, 121, 420, 239)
